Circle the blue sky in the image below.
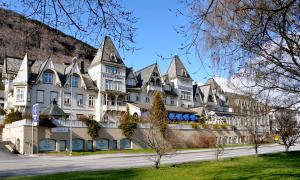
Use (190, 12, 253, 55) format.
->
(3, 0, 225, 84)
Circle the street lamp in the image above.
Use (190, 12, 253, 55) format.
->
(69, 57, 78, 156)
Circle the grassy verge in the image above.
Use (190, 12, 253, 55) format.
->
(43, 144, 256, 156)
(6, 151, 300, 179)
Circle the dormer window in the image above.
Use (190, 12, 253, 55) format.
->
(71, 74, 79, 87)
(152, 72, 159, 77)
(181, 69, 187, 77)
(43, 70, 53, 84)
(110, 53, 117, 62)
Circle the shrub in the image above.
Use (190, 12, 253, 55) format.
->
(202, 123, 209, 129)
(22, 113, 32, 119)
(87, 120, 100, 139)
(191, 122, 199, 129)
(4, 109, 22, 124)
(119, 107, 138, 137)
(213, 124, 221, 130)
(231, 125, 237, 131)
(0, 108, 6, 115)
(221, 124, 228, 130)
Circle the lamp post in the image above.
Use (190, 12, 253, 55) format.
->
(69, 57, 77, 156)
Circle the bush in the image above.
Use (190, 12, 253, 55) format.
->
(186, 133, 216, 148)
(231, 125, 237, 131)
(87, 120, 100, 139)
(4, 109, 22, 124)
(0, 108, 6, 115)
(202, 123, 209, 129)
(119, 107, 138, 137)
(191, 122, 199, 129)
(213, 124, 221, 130)
(221, 124, 228, 130)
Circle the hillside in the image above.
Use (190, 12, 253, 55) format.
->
(0, 8, 97, 66)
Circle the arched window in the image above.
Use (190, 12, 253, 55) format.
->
(43, 70, 53, 84)
(208, 95, 214, 102)
(96, 139, 109, 150)
(156, 79, 161, 86)
(71, 74, 79, 87)
(152, 72, 159, 77)
(120, 138, 132, 149)
(181, 69, 187, 77)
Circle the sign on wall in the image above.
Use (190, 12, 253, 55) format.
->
(96, 139, 109, 150)
(120, 139, 131, 149)
(72, 139, 84, 151)
(39, 139, 56, 151)
(51, 127, 69, 133)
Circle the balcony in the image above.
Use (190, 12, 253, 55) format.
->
(147, 85, 162, 92)
(103, 104, 127, 112)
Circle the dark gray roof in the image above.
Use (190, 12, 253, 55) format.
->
(128, 102, 196, 114)
(3, 55, 98, 91)
(41, 100, 66, 117)
(167, 55, 192, 80)
(82, 73, 98, 90)
(90, 36, 124, 68)
(135, 63, 158, 87)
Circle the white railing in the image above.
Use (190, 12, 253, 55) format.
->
(52, 119, 87, 127)
(100, 122, 120, 128)
(103, 105, 127, 112)
(4, 119, 32, 128)
(147, 85, 162, 92)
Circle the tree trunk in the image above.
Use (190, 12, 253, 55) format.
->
(285, 145, 290, 152)
(255, 145, 258, 156)
(155, 154, 161, 168)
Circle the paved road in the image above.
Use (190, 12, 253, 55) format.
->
(0, 144, 299, 178)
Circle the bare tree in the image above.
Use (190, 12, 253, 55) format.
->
(179, 0, 300, 109)
(142, 91, 175, 168)
(275, 109, 300, 152)
(0, 0, 137, 50)
(215, 136, 224, 161)
(144, 127, 174, 168)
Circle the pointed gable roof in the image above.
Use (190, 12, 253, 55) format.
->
(13, 53, 30, 85)
(135, 63, 162, 87)
(89, 36, 124, 68)
(167, 55, 192, 80)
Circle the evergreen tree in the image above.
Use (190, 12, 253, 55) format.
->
(149, 91, 168, 136)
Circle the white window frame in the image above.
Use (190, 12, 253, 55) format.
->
(50, 91, 58, 102)
(71, 75, 79, 87)
(77, 94, 83, 106)
(36, 90, 44, 103)
(43, 72, 53, 84)
(64, 93, 71, 105)
(16, 87, 25, 102)
(88, 95, 95, 107)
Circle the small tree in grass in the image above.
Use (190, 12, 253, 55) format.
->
(143, 91, 174, 168)
(245, 118, 269, 156)
(215, 136, 225, 161)
(275, 110, 300, 152)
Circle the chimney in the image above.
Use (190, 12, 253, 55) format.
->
(80, 61, 84, 73)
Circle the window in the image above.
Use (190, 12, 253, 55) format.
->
(163, 96, 166, 104)
(16, 87, 25, 102)
(146, 96, 150, 103)
(64, 93, 71, 105)
(171, 96, 175, 105)
(77, 94, 83, 106)
(127, 78, 135, 86)
(37, 90, 44, 103)
(106, 66, 118, 74)
(136, 96, 139, 101)
(105, 80, 113, 90)
(43, 71, 53, 84)
(88, 115, 94, 120)
(71, 75, 79, 87)
(115, 81, 122, 91)
(126, 95, 131, 101)
(181, 91, 192, 101)
(50, 91, 58, 102)
(88, 95, 94, 107)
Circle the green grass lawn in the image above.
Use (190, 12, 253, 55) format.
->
(6, 151, 300, 180)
